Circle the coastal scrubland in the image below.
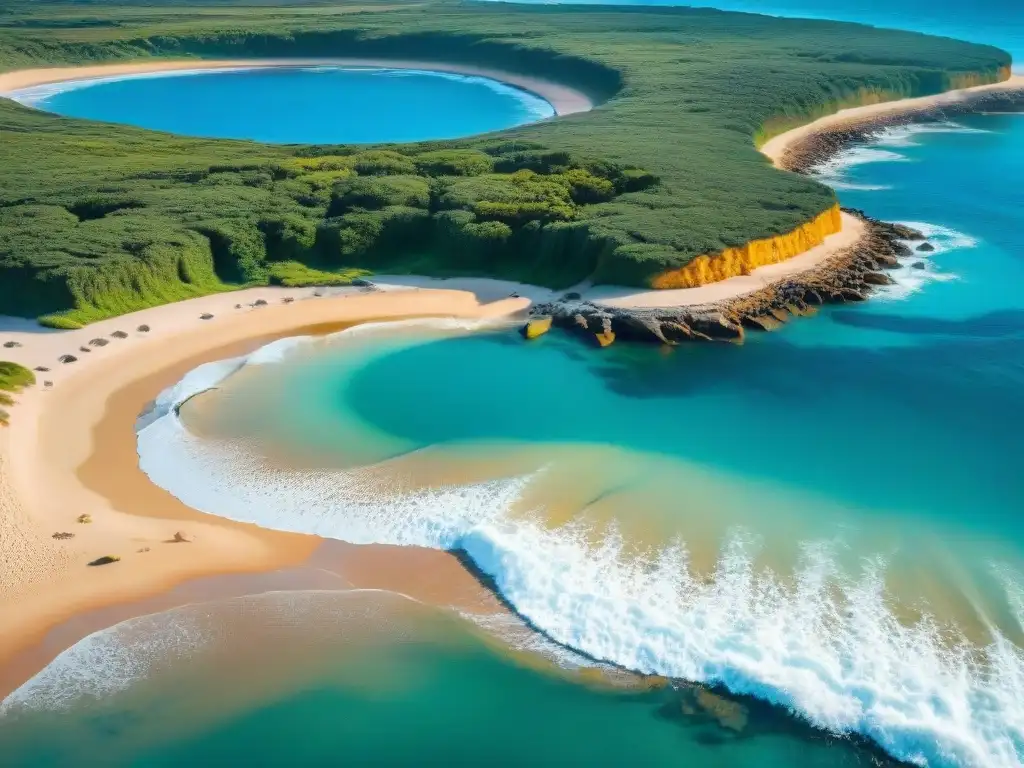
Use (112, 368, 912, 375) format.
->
(0, 0, 1011, 326)
(0, 361, 35, 424)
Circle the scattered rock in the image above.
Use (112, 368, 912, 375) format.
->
(52, 532, 75, 540)
(508, 291, 520, 298)
(171, 530, 194, 543)
(521, 316, 553, 340)
(137, 546, 151, 553)
(313, 291, 324, 298)
(235, 304, 242, 309)
(351, 278, 375, 288)
(199, 313, 214, 320)
(77, 513, 92, 524)
(253, 299, 268, 307)
(44, 381, 53, 388)
(137, 324, 150, 333)
(34, 366, 50, 372)
(88, 337, 109, 347)
(863, 271, 895, 286)
(282, 296, 295, 304)
(58, 354, 78, 364)
(111, 330, 129, 339)
(916, 242, 935, 252)
(562, 292, 582, 301)
(2, 340, 21, 348)
(78, 346, 91, 353)
(892, 241, 913, 257)
(911, 261, 926, 270)
(88, 555, 120, 567)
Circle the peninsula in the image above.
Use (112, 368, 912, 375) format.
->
(0, 0, 1015, 330)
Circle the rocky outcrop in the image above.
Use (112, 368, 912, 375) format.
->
(521, 316, 553, 340)
(529, 210, 917, 346)
(88, 555, 120, 567)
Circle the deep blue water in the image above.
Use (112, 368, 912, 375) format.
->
(10, 66, 554, 143)
(504, 0, 1024, 63)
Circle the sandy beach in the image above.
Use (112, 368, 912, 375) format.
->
(2, 67, 1022, 699)
(0, 57, 595, 117)
(761, 74, 1024, 169)
(0, 281, 545, 697)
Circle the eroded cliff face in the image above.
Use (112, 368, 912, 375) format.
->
(947, 65, 1011, 90)
(649, 204, 842, 289)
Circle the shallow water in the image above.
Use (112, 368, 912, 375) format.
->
(0, 591, 898, 767)
(7, 66, 554, 143)
(97, 110, 1024, 767)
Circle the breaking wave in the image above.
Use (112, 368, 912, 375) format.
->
(117, 320, 1024, 767)
(873, 221, 978, 301)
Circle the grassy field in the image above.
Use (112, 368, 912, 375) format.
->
(0, 0, 1011, 326)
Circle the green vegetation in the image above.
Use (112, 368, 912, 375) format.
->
(0, 1, 1011, 324)
(0, 361, 35, 392)
(0, 360, 35, 424)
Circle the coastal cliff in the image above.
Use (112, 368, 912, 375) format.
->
(529, 210, 917, 346)
(650, 205, 843, 289)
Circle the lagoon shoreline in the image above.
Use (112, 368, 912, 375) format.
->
(2, 73, 1023, 703)
(0, 57, 595, 117)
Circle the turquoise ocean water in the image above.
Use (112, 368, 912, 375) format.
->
(3, 14, 1024, 768)
(6, 66, 554, 143)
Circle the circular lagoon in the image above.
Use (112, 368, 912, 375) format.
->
(7, 64, 557, 143)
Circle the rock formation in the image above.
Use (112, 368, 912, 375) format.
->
(521, 316, 553, 340)
(529, 210, 917, 346)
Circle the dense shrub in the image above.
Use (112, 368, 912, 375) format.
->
(413, 149, 493, 177)
(0, 4, 1009, 320)
(327, 175, 431, 215)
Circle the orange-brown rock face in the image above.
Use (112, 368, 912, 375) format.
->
(650, 204, 842, 289)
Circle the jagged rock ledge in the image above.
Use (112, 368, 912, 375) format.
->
(781, 87, 1024, 174)
(527, 209, 919, 346)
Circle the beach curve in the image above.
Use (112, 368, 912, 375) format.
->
(0, 58, 595, 118)
(0, 280, 545, 696)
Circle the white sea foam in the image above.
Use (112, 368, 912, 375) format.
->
(811, 121, 989, 192)
(99, 323, 1024, 765)
(0, 607, 209, 714)
(872, 122, 991, 149)
(0, 590, 432, 716)
(873, 221, 978, 301)
(812, 146, 907, 190)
